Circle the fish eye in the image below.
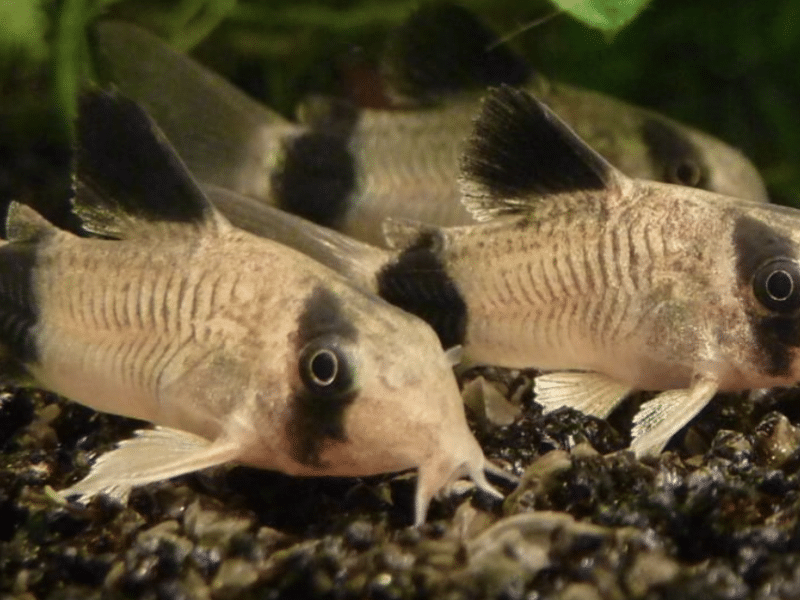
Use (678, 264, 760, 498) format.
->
(299, 337, 355, 396)
(308, 349, 338, 386)
(669, 159, 704, 188)
(753, 259, 800, 313)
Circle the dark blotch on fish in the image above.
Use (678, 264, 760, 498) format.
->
(377, 231, 466, 349)
(732, 215, 796, 286)
(271, 131, 356, 229)
(288, 286, 358, 466)
(754, 315, 800, 377)
(382, 2, 531, 101)
(461, 86, 611, 201)
(641, 118, 709, 188)
(0, 244, 39, 364)
(733, 215, 800, 377)
(296, 286, 358, 345)
(75, 90, 211, 226)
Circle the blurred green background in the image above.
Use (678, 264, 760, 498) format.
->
(1, 0, 799, 228)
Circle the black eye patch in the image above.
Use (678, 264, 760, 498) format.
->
(288, 287, 359, 467)
(733, 215, 796, 287)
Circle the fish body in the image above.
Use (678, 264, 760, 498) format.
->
(92, 9, 767, 247)
(4, 90, 501, 525)
(209, 88, 800, 457)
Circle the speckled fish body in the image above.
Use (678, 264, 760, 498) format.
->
(92, 12, 767, 248)
(333, 86, 767, 245)
(379, 86, 800, 456)
(214, 88, 800, 458)
(2, 91, 501, 525)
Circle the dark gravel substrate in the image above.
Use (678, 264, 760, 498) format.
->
(3, 370, 800, 599)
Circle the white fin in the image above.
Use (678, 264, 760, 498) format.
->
(6, 202, 58, 242)
(61, 427, 241, 503)
(534, 371, 632, 418)
(382, 217, 439, 251)
(630, 378, 718, 457)
(445, 345, 464, 366)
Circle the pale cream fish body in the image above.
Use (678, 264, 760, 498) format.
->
(442, 87, 800, 456)
(2, 90, 505, 525)
(193, 98, 795, 459)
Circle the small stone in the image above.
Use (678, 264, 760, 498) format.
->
(754, 413, 800, 468)
(708, 430, 753, 464)
(211, 558, 259, 598)
(462, 376, 521, 428)
(625, 551, 680, 596)
(558, 582, 602, 600)
(183, 501, 253, 549)
(345, 520, 374, 550)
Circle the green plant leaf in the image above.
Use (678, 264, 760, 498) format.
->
(0, 1, 49, 64)
(549, 0, 651, 31)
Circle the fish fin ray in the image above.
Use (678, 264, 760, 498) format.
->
(459, 85, 623, 222)
(73, 88, 228, 239)
(5, 202, 59, 242)
(534, 371, 632, 418)
(381, 2, 531, 102)
(630, 378, 718, 457)
(60, 427, 240, 503)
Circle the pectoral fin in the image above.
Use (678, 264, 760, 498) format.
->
(534, 371, 632, 418)
(630, 378, 718, 457)
(61, 427, 241, 503)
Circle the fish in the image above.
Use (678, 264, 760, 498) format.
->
(90, 9, 767, 247)
(207, 87, 800, 457)
(2, 89, 504, 525)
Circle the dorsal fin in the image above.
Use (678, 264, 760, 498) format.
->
(5, 202, 58, 242)
(73, 88, 227, 239)
(459, 85, 623, 221)
(381, 2, 531, 103)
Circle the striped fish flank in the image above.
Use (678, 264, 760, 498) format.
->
(210, 88, 800, 460)
(0, 90, 506, 526)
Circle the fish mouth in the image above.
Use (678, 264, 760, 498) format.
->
(412, 434, 504, 526)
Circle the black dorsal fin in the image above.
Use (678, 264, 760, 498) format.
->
(382, 2, 531, 102)
(74, 88, 225, 238)
(460, 85, 622, 221)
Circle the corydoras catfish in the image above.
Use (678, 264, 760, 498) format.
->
(4, 90, 502, 525)
(208, 87, 800, 458)
(91, 11, 767, 247)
